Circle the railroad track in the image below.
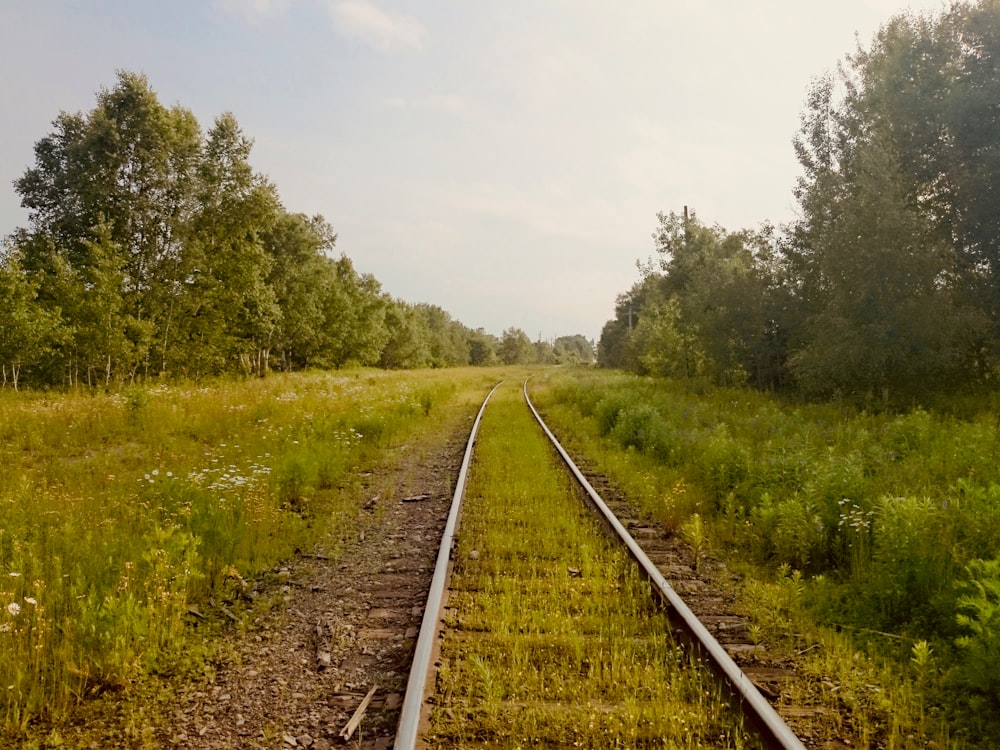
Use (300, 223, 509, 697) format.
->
(391, 380, 812, 750)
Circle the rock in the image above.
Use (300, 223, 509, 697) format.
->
(283, 733, 298, 746)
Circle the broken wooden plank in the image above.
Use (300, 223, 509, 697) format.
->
(340, 684, 379, 741)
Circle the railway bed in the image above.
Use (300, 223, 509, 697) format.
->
(388, 381, 850, 749)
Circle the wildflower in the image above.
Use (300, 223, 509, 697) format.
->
(152, 469, 159, 476)
(8, 572, 20, 578)
(24, 598, 36, 606)
(166, 471, 173, 478)
(6, 603, 19, 616)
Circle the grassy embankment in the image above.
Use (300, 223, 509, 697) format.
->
(531, 368, 1000, 748)
(429, 382, 756, 748)
(0, 368, 498, 743)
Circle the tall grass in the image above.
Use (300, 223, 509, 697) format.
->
(0, 369, 489, 737)
(430, 384, 755, 748)
(532, 368, 1000, 747)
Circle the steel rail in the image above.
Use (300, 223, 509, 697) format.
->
(523, 380, 806, 750)
(393, 380, 504, 750)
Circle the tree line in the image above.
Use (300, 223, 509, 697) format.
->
(0, 71, 593, 389)
(600, 1, 1000, 404)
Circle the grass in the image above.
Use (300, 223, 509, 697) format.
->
(0, 367, 499, 742)
(428, 382, 756, 748)
(529, 367, 996, 748)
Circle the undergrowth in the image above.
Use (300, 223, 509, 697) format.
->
(0, 368, 491, 741)
(531, 368, 995, 747)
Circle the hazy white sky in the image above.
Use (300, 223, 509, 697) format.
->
(0, 0, 948, 341)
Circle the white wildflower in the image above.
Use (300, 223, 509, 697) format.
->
(6, 603, 19, 616)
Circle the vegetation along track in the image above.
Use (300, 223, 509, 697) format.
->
(394, 380, 816, 749)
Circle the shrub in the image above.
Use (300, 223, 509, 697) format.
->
(954, 558, 1000, 700)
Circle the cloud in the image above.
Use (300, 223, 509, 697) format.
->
(215, 0, 293, 26)
(381, 93, 473, 119)
(329, 1, 424, 52)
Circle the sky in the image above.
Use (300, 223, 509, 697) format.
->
(0, 0, 950, 343)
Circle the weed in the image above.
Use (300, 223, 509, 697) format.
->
(0, 368, 491, 739)
(430, 384, 752, 747)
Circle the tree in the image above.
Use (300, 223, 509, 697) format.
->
(630, 211, 793, 387)
(0, 247, 64, 389)
(467, 329, 499, 365)
(852, 7, 1000, 341)
(498, 327, 535, 364)
(313, 256, 390, 368)
(264, 213, 337, 371)
(414, 304, 470, 367)
(628, 297, 705, 378)
(175, 114, 280, 377)
(598, 275, 668, 370)
(380, 301, 432, 369)
(73, 223, 147, 385)
(14, 71, 202, 383)
(553, 335, 595, 365)
(787, 21, 989, 399)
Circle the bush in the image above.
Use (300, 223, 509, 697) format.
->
(955, 558, 1000, 700)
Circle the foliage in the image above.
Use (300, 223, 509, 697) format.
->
(955, 559, 1000, 700)
(534, 367, 1000, 744)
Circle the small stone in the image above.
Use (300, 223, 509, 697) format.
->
(297, 734, 314, 747)
(468, 549, 479, 560)
(283, 733, 298, 746)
